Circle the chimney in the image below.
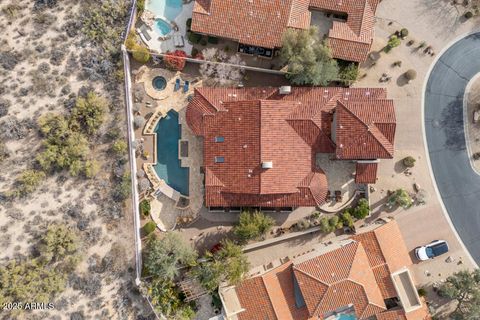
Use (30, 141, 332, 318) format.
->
(262, 161, 273, 169)
(279, 86, 291, 95)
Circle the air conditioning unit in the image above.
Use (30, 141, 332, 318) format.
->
(279, 86, 291, 95)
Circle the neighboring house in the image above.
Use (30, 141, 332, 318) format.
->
(186, 86, 395, 210)
(218, 220, 431, 320)
(191, 0, 379, 62)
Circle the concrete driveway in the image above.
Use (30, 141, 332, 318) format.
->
(425, 32, 480, 264)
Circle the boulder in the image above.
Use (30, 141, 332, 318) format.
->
(473, 110, 480, 123)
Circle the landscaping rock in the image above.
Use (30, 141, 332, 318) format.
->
(474, 110, 480, 123)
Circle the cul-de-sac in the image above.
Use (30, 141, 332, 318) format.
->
(3, 0, 480, 319)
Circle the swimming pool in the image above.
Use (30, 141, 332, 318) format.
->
(146, 0, 183, 21)
(154, 19, 172, 36)
(154, 110, 189, 196)
(336, 314, 356, 320)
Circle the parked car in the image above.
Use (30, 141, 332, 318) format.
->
(415, 240, 449, 261)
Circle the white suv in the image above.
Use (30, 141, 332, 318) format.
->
(415, 240, 449, 261)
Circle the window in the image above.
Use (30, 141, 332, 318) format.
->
(215, 156, 225, 163)
(215, 136, 225, 142)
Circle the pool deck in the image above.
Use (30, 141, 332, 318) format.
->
(133, 65, 204, 229)
(140, 1, 194, 54)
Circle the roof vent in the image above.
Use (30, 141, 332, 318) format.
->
(262, 161, 273, 169)
(238, 117, 242, 121)
(279, 86, 291, 95)
(248, 169, 253, 173)
(247, 174, 252, 178)
(366, 91, 371, 96)
(243, 144, 248, 149)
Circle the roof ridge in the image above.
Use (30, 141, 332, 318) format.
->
(368, 125, 394, 157)
(356, 0, 371, 37)
(260, 275, 279, 320)
(337, 100, 370, 129)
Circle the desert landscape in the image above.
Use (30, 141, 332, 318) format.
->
(0, 0, 152, 319)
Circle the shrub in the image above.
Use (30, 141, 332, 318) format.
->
(418, 287, 427, 297)
(465, 11, 474, 19)
(15, 170, 46, 196)
(384, 35, 401, 52)
(111, 139, 128, 156)
(191, 48, 199, 58)
(164, 50, 187, 71)
(39, 224, 80, 263)
(0, 143, 9, 163)
(208, 36, 219, 44)
(473, 152, 480, 160)
(136, 0, 146, 14)
(233, 210, 275, 242)
(140, 199, 151, 217)
(84, 160, 100, 178)
(400, 28, 409, 38)
(125, 31, 137, 50)
(388, 189, 413, 209)
(296, 219, 311, 231)
(319, 217, 335, 233)
(187, 32, 202, 44)
(186, 18, 192, 29)
(132, 45, 151, 64)
(403, 156, 416, 168)
(134, 115, 146, 129)
(143, 221, 157, 235)
(72, 92, 108, 135)
(329, 215, 342, 230)
(353, 198, 370, 219)
(405, 69, 417, 81)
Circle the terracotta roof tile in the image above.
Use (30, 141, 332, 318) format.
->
(186, 87, 395, 208)
(232, 222, 430, 320)
(236, 276, 277, 320)
(355, 163, 379, 184)
(191, 0, 378, 62)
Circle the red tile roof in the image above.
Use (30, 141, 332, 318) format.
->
(232, 221, 430, 320)
(191, 0, 379, 62)
(355, 162, 379, 184)
(186, 87, 395, 208)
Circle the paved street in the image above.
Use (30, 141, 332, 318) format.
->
(425, 32, 480, 264)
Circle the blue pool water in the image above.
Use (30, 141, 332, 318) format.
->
(337, 315, 356, 320)
(154, 110, 189, 196)
(154, 19, 172, 36)
(146, 0, 183, 21)
(152, 76, 167, 90)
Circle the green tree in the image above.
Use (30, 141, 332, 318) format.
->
(280, 27, 339, 86)
(39, 224, 80, 264)
(340, 210, 354, 228)
(319, 217, 333, 233)
(438, 269, 480, 319)
(233, 210, 275, 242)
(113, 172, 131, 201)
(72, 92, 108, 135)
(193, 240, 249, 292)
(146, 279, 196, 319)
(353, 198, 370, 219)
(339, 62, 359, 83)
(388, 189, 413, 209)
(144, 232, 197, 280)
(15, 169, 46, 196)
(403, 156, 416, 168)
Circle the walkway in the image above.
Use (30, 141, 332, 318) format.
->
(424, 32, 480, 264)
